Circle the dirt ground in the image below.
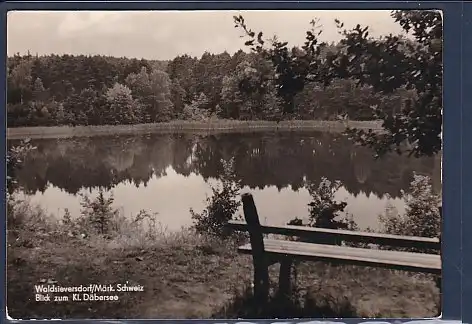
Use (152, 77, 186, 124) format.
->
(6, 228, 439, 319)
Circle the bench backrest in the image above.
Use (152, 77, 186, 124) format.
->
(240, 193, 270, 304)
(241, 193, 266, 254)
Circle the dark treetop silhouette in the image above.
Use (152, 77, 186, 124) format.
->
(234, 10, 442, 158)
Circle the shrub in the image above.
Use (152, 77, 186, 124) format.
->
(288, 177, 358, 242)
(7, 139, 36, 197)
(191, 157, 242, 238)
(79, 190, 120, 235)
(62, 191, 160, 246)
(379, 173, 441, 239)
(306, 177, 357, 230)
(7, 139, 37, 230)
(181, 104, 210, 121)
(7, 198, 55, 235)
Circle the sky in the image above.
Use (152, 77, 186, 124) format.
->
(7, 10, 406, 60)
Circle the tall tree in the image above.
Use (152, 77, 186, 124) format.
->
(8, 59, 33, 104)
(126, 67, 174, 122)
(32, 77, 48, 103)
(234, 15, 328, 116)
(167, 54, 198, 104)
(170, 79, 187, 118)
(105, 83, 140, 124)
(220, 74, 244, 119)
(148, 69, 174, 122)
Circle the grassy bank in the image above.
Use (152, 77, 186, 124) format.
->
(7, 199, 439, 319)
(7, 119, 383, 140)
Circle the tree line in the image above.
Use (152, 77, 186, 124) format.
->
(7, 31, 412, 127)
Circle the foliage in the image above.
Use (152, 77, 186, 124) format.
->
(7, 199, 55, 237)
(58, 192, 160, 244)
(8, 59, 33, 104)
(126, 67, 174, 122)
(379, 173, 441, 239)
(288, 178, 356, 230)
(105, 83, 140, 124)
(79, 190, 120, 235)
(63, 87, 103, 125)
(305, 178, 356, 230)
(234, 10, 442, 158)
(7, 54, 152, 126)
(219, 75, 244, 119)
(191, 158, 242, 238)
(8, 31, 418, 128)
(7, 139, 36, 197)
(7, 11, 442, 160)
(7, 139, 38, 230)
(182, 93, 212, 121)
(62, 208, 73, 227)
(166, 54, 199, 104)
(234, 15, 328, 116)
(170, 78, 187, 117)
(287, 177, 357, 247)
(132, 209, 160, 240)
(332, 11, 443, 158)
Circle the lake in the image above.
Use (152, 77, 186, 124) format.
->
(10, 131, 442, 232)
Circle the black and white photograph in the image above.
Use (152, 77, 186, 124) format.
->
(6, 9, 442, 319)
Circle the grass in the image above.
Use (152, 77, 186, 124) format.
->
(7, 199, 439, 319)
(7, 119, 383, 140)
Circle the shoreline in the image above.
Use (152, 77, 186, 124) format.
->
(7, 120, 383, 140)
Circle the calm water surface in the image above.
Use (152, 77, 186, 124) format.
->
(11, 131, 441, 231)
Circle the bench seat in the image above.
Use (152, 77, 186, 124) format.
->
(238, 239, 441, 274)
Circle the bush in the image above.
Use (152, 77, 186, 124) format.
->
(181, 104, 211, 121)
(7, 139, 37, 230)
(7, 139, 36, 197)
(379, 173, 441, 239)
(61, 191, 162, 248)
(288, 177, 358, 245)
(78, 190, 120, 235)
(7, 198, 56, 235)
(191, 158, 242, 238)
(306, 177, 357, 230)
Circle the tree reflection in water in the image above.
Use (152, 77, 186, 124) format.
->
(9, 131, 439, 231)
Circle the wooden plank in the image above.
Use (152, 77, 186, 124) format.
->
(241, 193, 269, 307)
(237, 239, 441, 275)
(227, 220, 440, 251)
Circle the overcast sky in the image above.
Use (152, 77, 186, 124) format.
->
(7, 10, 405, 60)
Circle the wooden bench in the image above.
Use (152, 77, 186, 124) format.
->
(227, 193, 441, 306)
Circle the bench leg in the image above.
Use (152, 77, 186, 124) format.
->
(253, 259, 270, 307)
(279, 258, 293, 298)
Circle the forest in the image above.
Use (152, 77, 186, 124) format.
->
(7, 42, 413, 127)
